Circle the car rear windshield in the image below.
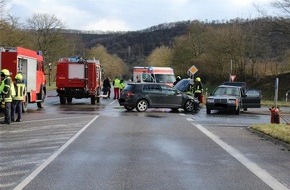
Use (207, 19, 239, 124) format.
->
(124, 84, 135, 91)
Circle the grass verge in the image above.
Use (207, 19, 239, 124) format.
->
(46, 82, 56, 91)
(262, 100, 290, 108)
(250, 124, 290, 144)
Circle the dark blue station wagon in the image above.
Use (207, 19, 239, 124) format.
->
(118, 83, 199, 112)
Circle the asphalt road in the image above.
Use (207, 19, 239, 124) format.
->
(0, 91, 289, 190)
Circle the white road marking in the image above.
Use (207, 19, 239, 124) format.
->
(109, 99, 118, 105)
(191, 122, 289, 190)
(0, 182, 17, 188)
(0, 116, 94, 125)
(186, 118, 194, 122)
(0, 170, 30, 177)
(19, 115, 95, 123)
(13, 115, 99, 190)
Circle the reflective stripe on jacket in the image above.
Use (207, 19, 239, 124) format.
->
(1, 77, 13, 102)
(13, 83, 26, 101)
(194, 83, 203, 94)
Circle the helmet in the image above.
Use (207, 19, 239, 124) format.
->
(195, 77, 201, 82)
(1, 69, 10, 77)
(15, 73, 23, 80)
(176, 76, 181, 80)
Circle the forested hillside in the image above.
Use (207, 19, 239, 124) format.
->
(70, 19, 289, 76)
(77, 21, 190, 67)
(69, 19, 290, 100)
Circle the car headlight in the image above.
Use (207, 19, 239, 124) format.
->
(207, 98, 214, 103)
(228, 99, 237, 104)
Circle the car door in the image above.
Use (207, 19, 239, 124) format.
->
(161, 85, 183, 107)
(143, 84, 164, 106)
(242, 89, 261, 108)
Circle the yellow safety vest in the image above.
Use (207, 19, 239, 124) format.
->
(0, 77, 13, 102)
(13, 83, 26, 101)
(120, 82, 125, 90)
(114, 78, 120, 88)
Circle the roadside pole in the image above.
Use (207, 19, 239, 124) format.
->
(229, 60, 232, 82)
(274, 78, 279, 108)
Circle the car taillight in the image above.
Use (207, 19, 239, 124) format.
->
(125, 91, 134, 97)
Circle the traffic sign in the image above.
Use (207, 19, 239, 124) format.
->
(230, 75, 236, 82)
(188, 65, 198, 75)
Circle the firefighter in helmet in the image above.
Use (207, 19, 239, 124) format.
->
(0, 69, 14, 124)
(173, 76, 181, 86)
(11, 73, 26, 122)
(193, 77, 203, 103)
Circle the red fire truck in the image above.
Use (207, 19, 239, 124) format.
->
(56, 57, 102, 105)
(0, 47, 46, 112)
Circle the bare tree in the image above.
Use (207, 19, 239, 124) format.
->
(86, 45, 128, 80)
(256, 0, 290, 35)
(0, 15, 30, 47)
(146, 45, 173, 67)
(26, 13, 74, 81)
(26, 13, 65, 58)
(0, 0, 9, 19)
(0, 0, 9, 44)
(272, 0, 290, 15)
(0, 0, 28, 48)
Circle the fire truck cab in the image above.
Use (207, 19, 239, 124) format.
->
(56, 57, 102, 105)
(0, 47, 46, 112)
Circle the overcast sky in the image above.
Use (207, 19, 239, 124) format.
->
(7, 0, 274, 32)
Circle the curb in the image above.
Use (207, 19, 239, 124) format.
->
(246, 127, 290, 151)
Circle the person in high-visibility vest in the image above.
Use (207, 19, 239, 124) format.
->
(11, 73, 26, 122)
(0, 69, 14, 124)
(113, 76, 121, 99)
(193, 77, 203, 103)
(119, 80, 126, 92)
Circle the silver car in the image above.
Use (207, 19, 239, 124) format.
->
(206, 84, 261, 115)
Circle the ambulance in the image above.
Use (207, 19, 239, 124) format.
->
(133, 66, 176, 86)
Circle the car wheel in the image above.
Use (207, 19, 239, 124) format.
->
(59, 95, 66, 105)
(184, 100, 194, 112)
(37, 86, 46, 108)
(67, 97, 72, 104)
(136, 99, 148, 112)
(206, 109, 211, 114)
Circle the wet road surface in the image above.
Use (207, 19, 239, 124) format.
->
(0, 91, 289, 190)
